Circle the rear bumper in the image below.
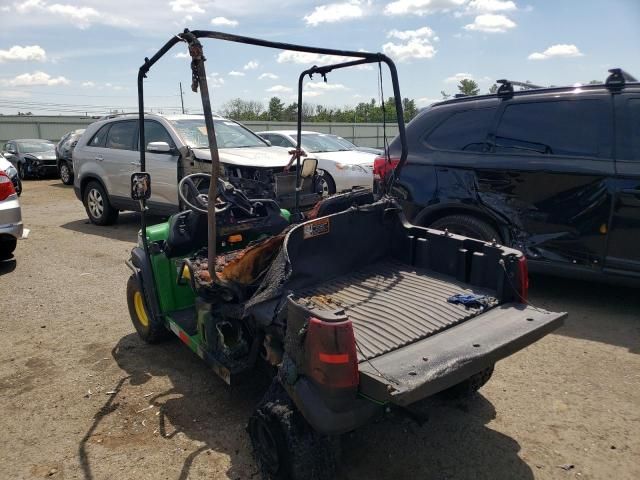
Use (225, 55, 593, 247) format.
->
(0, 196, 23, 240)
(358, 303, 566, 406)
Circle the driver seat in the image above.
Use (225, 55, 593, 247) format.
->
(164, 210, 208, 258)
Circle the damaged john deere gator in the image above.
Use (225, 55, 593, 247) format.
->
(125, 29, 568, 480)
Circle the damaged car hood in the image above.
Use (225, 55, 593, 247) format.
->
(192, 146, 294, 168)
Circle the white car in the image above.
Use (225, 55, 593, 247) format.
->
(0, 157, 23, 259)
(72, 114, 319, 225)
(257, 130, 376, 196)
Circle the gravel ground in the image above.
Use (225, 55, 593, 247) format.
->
(1, 179, 638, 480)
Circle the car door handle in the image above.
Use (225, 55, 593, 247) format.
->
(95, 155, 104, 162)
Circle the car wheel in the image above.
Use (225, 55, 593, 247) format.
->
(18, 163, 27, 181)
(248, 380, 340, 480)
(315, 171, 336, 198)
(442, 366, 495, 399)
(430, 214, 501, 242)
(0, 237, 17, 260)
(59, 161, 73, 185)
(83, 181, 119, 225)
(14, 177, 22, 196)
(126, 274, 169, 344)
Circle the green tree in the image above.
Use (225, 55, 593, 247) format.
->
(458, 79, 480, 96)
(402, 98, 417, 122)
(267, 97, 284, 121)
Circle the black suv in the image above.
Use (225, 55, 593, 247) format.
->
(381, 69, 639, 285)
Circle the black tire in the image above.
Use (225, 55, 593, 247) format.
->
(14, 177, 22, 196)
(316, 171, 336, 198)
(0, 237, 17, 260)
(83, 181, 119, 225)
(430, 214, 500, 242)
(59, 161, 73, 185)
(17, 163, 27, 180)
(443, 366, 495, 399)
(248, 381, 340, 480)
(126, 274, 168, 344)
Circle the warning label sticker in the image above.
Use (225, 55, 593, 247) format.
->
(303, 218, 330, 239)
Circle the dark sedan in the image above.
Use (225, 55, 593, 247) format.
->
(2, 139, 57, 180)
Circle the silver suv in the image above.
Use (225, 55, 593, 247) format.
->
(73, 113, 319, 225)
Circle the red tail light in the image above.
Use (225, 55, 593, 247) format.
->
(517, 256, 529, 303)
(373, 155, 400, 180)
(305, 317, 359, 389)
(0, 173, 16, 202)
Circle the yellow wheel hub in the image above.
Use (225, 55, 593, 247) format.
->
(133, 291, 150, 327)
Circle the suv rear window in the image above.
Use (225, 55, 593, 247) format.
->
(426, 107, 497, 151)
(495, 100, 608, 157)
(106, 121, 137, 150)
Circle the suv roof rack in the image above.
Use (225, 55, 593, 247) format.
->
(496, 79, 544, 98)
(605, 68, 637, 90)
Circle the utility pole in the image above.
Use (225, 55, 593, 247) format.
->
(179, 82, 185, 114)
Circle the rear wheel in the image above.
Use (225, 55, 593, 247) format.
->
(0, 237, 17, 260)
(248, 381, 339, 480)
(59, 161, 73, 185)
(18, 163, 27, 180)
(430, 214, 500, 242)
(443, 366, 495, 399)
(83, 181, 119, 225)
(126, 274, 168, 344)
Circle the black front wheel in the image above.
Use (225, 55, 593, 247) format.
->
(0, 237, 17, 260)
(430, 214, 500, 243)
(18, 163, 27, 180)
(83, 181, 119, 225)
(248, 381, 339, 480)
(59, 161, 73, 185)
(14, 177, 22, 196)
(315, 171, 336, 198)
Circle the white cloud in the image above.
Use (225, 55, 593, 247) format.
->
(0, 45, 47, 63)
(259, 73, 279, 80)
(229, 71, 245, 76)
(11, 0, 134, 29)
(1, 71, 70, 87)
(445, 72, 474, 83)
(385, 0, 466, 16)
(387, 26, 435, 40)
(174, 51, 190, 59)
(81, 81, 95, 88)
(382, 38, 436, 62)
(209, 75, 224, 88)
(277, 51, 352, 65)
(528, 44, 583, 60)
(306, 82, 348, 91)
(463, 13, 516, 32)
(243, 60, 259, 70)
(169, 0, 204, 13)
(466, 0, 517, 13)
(211, 16, 238, 27)
(304, 1, 367, 26)
(267, 85, 292, 93)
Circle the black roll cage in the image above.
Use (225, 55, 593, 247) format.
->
(136, 29, 408, 281)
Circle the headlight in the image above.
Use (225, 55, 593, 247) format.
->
(335, 163, 368, 174)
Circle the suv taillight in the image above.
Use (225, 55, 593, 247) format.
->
(0, 173, 16, 202)
(373, 155, 400, 180)
(305, 317, 359, 389)
(517, 256, 529, 303)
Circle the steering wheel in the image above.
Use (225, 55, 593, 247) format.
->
(178, 173, 231, 215)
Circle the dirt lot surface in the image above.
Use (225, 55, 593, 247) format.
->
(1, 179, 638, 480)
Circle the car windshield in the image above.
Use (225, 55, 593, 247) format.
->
(171, 118, 267, 149)
(330, 135, 357, 150)
(300, 133, 350, 153)
(19, 141, 55, 153)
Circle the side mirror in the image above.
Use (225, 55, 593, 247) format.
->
(131, 172, 151, 201)
(300, 158, 317, 178)
(147, 141, 171, 153)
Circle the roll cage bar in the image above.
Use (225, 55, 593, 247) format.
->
(136, 29, 408, 282)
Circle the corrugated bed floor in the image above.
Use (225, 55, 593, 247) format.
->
(294, 259, 497, 361)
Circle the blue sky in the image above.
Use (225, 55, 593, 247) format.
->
(0, 0, 639, 116)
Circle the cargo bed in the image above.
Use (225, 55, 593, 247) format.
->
(294, 259, 498, 361)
